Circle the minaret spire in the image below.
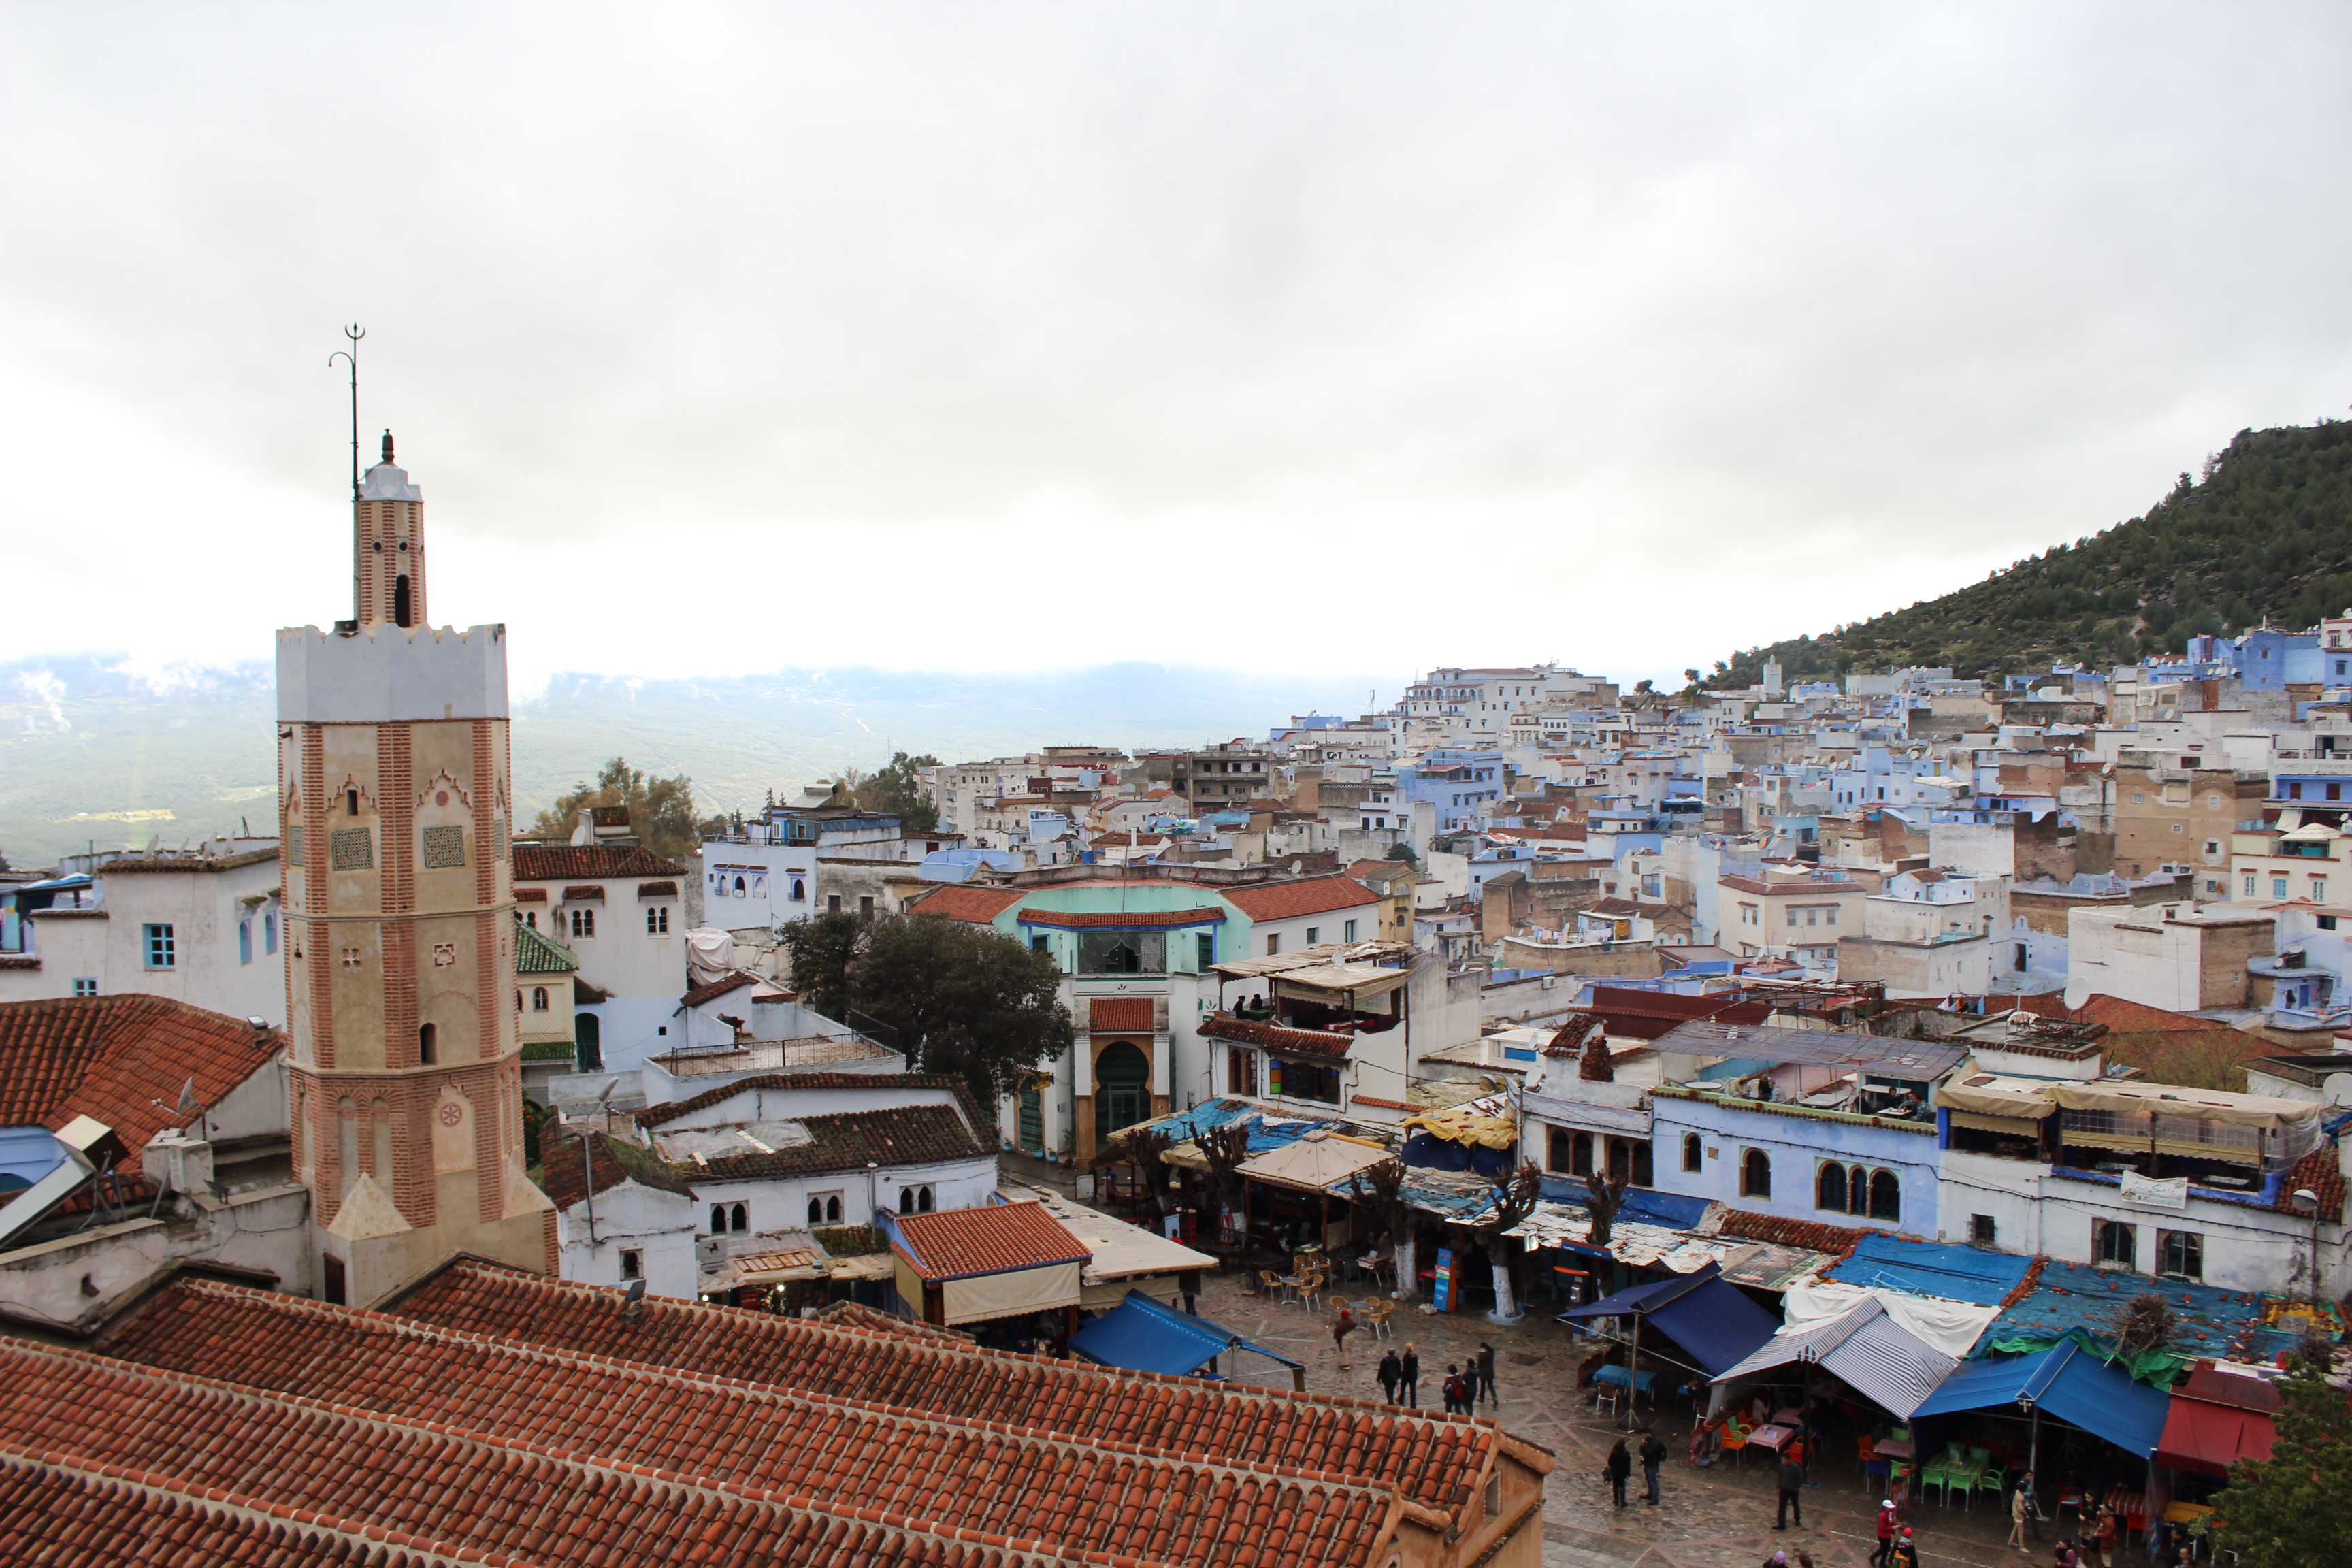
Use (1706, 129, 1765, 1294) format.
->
(329, 325, 364, 504)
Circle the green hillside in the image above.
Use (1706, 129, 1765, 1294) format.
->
(1707, 419, 2352, 689)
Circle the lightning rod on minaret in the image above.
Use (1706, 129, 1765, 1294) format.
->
(329, 324, 364, 502)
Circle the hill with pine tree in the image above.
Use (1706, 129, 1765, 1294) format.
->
(1704, 419, 2352, 689)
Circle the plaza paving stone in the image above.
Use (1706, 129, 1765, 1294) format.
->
(1190, 1272, 2046, 1568)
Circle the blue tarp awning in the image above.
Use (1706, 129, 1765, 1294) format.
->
(1068, 1290, 1301, 1378)
(1558, 1261, 1778, 1377)
(1827, 1234, 2036, 1307)
(1533, 1175, 1710, 1230)
(1912, 1342, 2170, 1458)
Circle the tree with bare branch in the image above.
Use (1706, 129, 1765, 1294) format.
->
(1345, 1154, 1421, 1301)
(1200, 1120, 1254, 1260)
(1583, 1169, 1633, 1249)
(1470, 1160, 1545, 1323)
(1122, 1126, 1177, 1218)
(2113, 1292, 2179, 1365)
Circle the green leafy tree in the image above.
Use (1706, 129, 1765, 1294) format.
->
(776, 909, 864, 1022)
(2212, 1352, 2352, 1568)
(855, 751, 941, 832)
(530, 757, 702, 857)
(1384, 843, 1420, 868)
(788, 913, 1071, 1106)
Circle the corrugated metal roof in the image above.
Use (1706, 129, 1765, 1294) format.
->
(1654, 1019, 1966, 1080)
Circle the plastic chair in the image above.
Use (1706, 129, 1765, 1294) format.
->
(1857, 1434, 1877, 1477)
(1296, 1271, 1326, 1312)
(1593, 1381, 1622, 1417)
(1971, 1460, 2008, 1509)
(1365, 1299, 1394, 1341)
(1260, 1270, 1290, 1304)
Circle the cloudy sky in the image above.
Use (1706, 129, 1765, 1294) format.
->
(1, 3, 2346, 697)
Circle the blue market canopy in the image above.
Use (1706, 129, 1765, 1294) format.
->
(1912, 1341, 2170, 1458)
(1560, 1260, 1778, 1376)
(1826, 1234, 2036, 1307)
(1712, 1298, 1959, 1418)
(1068, 1289, 1302, 1379)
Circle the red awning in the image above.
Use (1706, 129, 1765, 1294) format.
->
(2155, 1396, 2276, 1478)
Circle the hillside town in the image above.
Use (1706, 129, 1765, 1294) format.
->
(3, 440, 2350, 1568)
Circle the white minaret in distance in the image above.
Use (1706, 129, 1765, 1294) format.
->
(279, 431, 554, 1307)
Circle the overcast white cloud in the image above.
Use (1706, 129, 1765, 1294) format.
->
(0, 2, 2346, 694)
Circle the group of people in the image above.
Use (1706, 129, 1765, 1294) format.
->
(1601, 1429, 1669, 1507)
(1373, 1341, 1498, 1414)
(2023, 1497, 2205, 1568)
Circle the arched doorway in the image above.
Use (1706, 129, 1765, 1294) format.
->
(574, 1011, 602, 1073)
(1094, 1041, 1149, 1143)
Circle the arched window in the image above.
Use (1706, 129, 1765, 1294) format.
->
(791, 878, 806, 902)
(710, 1205, 728, 1234)
(1570, 1131, 1594, 1177)
(1682, 1133, 1703, 1173)
(917, 1185, 934, 1213)
(899, 1187, 916, 1214)
(417, 1022, 436, 1065)
(1740, 1148, 1771, 1198)
(347, 788, 361, 817)
(1848, 1164, 1869, 1215)
(1606, 1137, 1632, 1183)
(1817, 1162, 1848, 1213)
(516, 990, 524, 1013)
(730, 1203, 747, 1232)
(532, 987, 549, 1011)
(1869, 1170, 1901, 1222)
(733, 876, 746, 896)
(370, 1099, 393, 1183)
(826, 1194, 842, 1224)
(808, 1196, 823, 1224)
(1632, 1139, 1653, 1186)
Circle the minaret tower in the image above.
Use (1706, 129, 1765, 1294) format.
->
(280, 430, 553, 1306)
(354, 429, 426, 630)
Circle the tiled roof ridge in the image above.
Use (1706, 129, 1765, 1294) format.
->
(120, 1280, 1418, 1526)
(0, 1452, 500, 1568)
(86, 847, 281, 874)
(398, 1259, 1500, 1509)
(634, 1069, 989, 1136)
(1998, 1254, 2050, 1311)
(3, 1337, 1183, 1568)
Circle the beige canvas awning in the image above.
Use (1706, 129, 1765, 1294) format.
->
(2048, 1081, 2316, 1131)
(1269, 962, 1411, 1006)
(1235, 1134, 1395, 1194)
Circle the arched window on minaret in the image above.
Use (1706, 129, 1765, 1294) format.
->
(337, 1098, 358, 1198)
(370, 1099, 393, 1184)
(419, 1022, 437, 1065)
(394, 575, 412, 628)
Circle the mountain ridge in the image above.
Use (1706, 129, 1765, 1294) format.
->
(1705, 419, 2352, 689)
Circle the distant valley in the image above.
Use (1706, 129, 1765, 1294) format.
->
(0, 656, 1382, 869)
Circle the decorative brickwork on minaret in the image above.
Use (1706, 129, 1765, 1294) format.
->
(281, 437, 553, 1306)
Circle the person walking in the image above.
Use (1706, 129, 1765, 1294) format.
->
(1398, 1344, 1420, 1408)
(1475, 1342, 1498, 1407)
(1605, 1438, 1632, 1509)
(1891, 1529, 1918, 1568)
(1376, 1348, 1401, 1404)
(1774, 1450, 1805, 1530)
(2019, 1473, 2046, 1545)
(2010, 1483, 2035, 1553)
(1330, 1305, 1356, 1370)
(2091, 1505, 2119, 1568)
(1872, 1502, 1900, 1568)
(1639, 1426, 1666, 1506)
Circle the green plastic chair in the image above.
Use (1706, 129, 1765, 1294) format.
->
(1972, 1457, 2009, 1508)
(1918, 1448, 1955, 1507)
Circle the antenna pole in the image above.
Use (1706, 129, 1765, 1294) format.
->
(329, 325, 365, 502)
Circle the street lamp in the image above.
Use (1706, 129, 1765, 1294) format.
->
(2293, 1187, 2323, 1326)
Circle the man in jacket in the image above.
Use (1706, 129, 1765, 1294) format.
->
(1475, 1342, 1498, 1407)
(1774, 1452, 1804, 1529)
(1638, 1426, 1667, 1505)
(1871, 1500, 1899, 1568)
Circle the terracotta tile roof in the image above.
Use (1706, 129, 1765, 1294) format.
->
(635, 1072, 989, 1139)
(512, 843, 686, 881)
(514, 885, 548, 902)
(0, 1335, 1119, 1568)
(0, 996, 282, 1159)
(668, 1105, 992, 1184)
(1088, 996, 1156, 1032)
(680, 972, 757, 1007)
(2005, 992, 2072, 1017)
(561, 883, 605, 901)
(891, 1200, 1092, 1280)
(637, 879, 679, 897)
(1712, 1209, 1874, 1258)
(536, 1127, 698, 1205)
(90, 847, 280, 874)
(808, 1298, 976, 1343)
(2274, 1148, 2345, 1223)
(2070, 994, 2229, 1034)
(87, 1277, 1403, 1568)
(905, 885, 1026, 924)
(1200, 1014, 1354, 1058)
(1221, 877, 1379, 922)
(1018, 904, 1223, 928)
(386, 1258, 1524, 1522)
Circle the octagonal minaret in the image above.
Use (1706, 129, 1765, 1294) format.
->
(280, 433, 553, 1307)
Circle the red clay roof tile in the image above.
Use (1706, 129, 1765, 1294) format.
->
(1220, 877, 1379, 922)
(512, 843, 686, 880)
(891, 1200, 1092, 1279)
(0, 996, 280, 1158)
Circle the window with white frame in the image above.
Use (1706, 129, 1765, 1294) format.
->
(570, 908, 595, 938)
(646, 905, 669, 935)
